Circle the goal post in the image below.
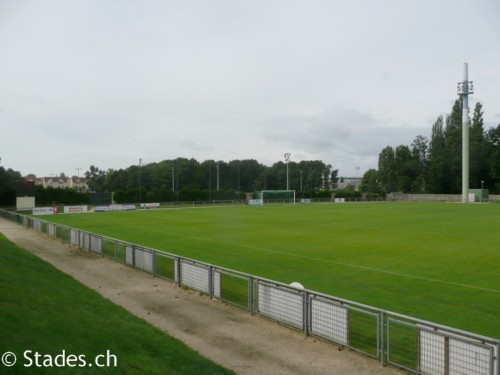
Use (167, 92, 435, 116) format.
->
(258, 190, 296, 205)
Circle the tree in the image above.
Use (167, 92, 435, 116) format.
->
(469, 102, 488, 188)
(0, 167, 22, 206)
(485, 124, 500, 192)
(410, 135, 429, 193)
(378, 146, 396, 193)
(443, 99, 463, 193)
(84, 165, 105, 192)
(360, 169, 381, 194)
(330, 169, 339, 190)
(427, 115, 447, 193)
(394, 145, 414, 193)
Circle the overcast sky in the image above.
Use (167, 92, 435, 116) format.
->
(1, 0, 499, 178)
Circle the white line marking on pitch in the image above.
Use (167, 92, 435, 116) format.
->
(164, 232, 500, 294)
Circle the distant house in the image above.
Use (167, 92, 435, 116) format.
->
(24, 175, 88, 192)
(336, 177, 361, 191)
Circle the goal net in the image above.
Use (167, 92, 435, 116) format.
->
(257, 190, 296, 205)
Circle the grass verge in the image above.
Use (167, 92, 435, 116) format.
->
(0, 234, 234, 375)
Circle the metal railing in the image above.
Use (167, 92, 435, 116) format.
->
(1, 208, 498, 375)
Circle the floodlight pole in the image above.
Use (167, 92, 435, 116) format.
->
(216, 162, 220, 191)
(284, 152, 291, 190)
(208, 162, 212, 200)
(75, 167, 81, 192)
(171, 165, 175, 192)
(457, 63, 474, 203)
(139, 158, 142, 204)
(355, 166, 360, 191)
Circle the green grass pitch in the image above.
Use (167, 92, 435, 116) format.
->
(43, 202, 500, 338)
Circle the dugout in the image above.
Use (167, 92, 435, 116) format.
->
(468, 189, 489, 202)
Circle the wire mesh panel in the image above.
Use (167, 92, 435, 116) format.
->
(418, 328, 445, 375)
(310, 296, 348, 345)
(213, 270, 221, 298)
(48, 223, 55, 238)
(70, 229, 79, 246)
(388, 320, 497, 375)
(40, 221, 48, 234)
(115, 242, 127, 264)
(125, 245, 133, 266)
(155, 252, 175, 281)
(33, 219, 42, 232)
(180, 260, 210, 294)
(101, 238, 116, 260)
(57, 226, 71, 242)
(387, 318, 418, 371)
(417, 326, 496, 375)
(256, 281, 304, 330)
(129, 246, 153, 273)
(449, 337, 494, 375)
(55, 225, 62, 240)
(89, 235, 102, 254)
(80, 232, 90, 250)
(214, 270, 250, 310)
(348, 307, 379, 357)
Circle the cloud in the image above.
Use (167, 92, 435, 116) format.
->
(0, 0, 499, 178)
(254, 109, 428, 173)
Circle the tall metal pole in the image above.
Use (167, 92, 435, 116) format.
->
(139, 158, 142, 204)
(457, 63, 474, 203)
(208, 162, 212, 201)
(171, 165, 175, 192)
(237, 161, 240, 193)
(75, 168, 81, 192)
(355, 166, 360, 191)
(216, 162, 220, 191)
(284, 152, 291, 190)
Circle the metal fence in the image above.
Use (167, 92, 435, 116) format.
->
(1, 208, 498, 375)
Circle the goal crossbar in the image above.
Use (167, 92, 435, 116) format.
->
(259, 190, 296, 205)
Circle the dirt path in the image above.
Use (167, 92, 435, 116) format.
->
(1, 219, 406, 375)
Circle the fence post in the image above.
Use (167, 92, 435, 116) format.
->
(152, 250, 157, 277)
(175, 257, 182, 286)
(303, 291, 310, 336)
(132, 245, 136, 269)
(249, 277, 255, 316)
(208, 266, 214, 299)
(496, 343, 500, 375)
(114, 240, 118, 262)
(444, 336, 450, 375)
(380, 311, 385, 365)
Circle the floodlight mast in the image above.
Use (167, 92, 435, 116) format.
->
(75, 167, 81, 192)
(457, 63, 474, 203)
(284, 152, 291, 190)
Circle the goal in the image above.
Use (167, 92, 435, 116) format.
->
(258, 190, 296, 205)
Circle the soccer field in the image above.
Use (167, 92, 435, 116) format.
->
(43, 202, 500, 338)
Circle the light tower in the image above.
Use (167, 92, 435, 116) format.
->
(284, 152, 291, 190)
(75, 167, 82, 192)
(457, 63, 474, 203)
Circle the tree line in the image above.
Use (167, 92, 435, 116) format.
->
(362, 99, 500, 194)
(92, 159, 339, 203)
(1, 159, 345, 207)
